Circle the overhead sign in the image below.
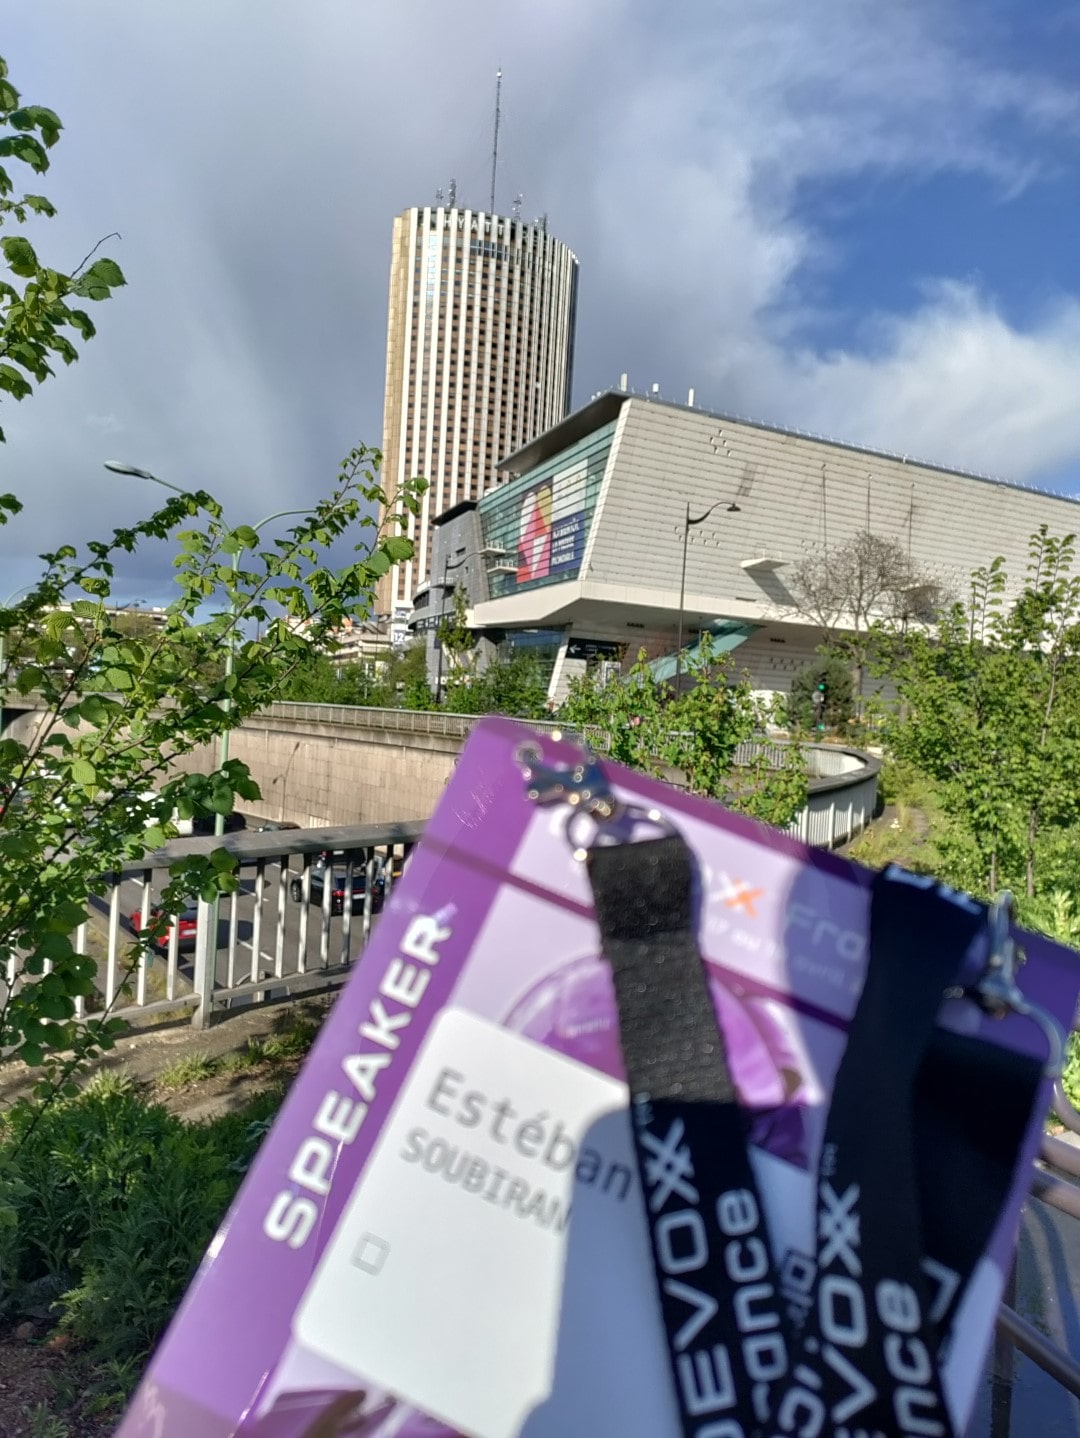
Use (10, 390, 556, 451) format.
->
(566, 638, 624, 662)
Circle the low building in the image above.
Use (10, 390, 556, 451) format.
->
(287, 614, 395, 671)
(413, 389, 1080, 706)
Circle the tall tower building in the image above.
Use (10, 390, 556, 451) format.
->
(378, 205, 579, 625)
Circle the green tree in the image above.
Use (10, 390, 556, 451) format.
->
(0, 446, 423, 1090)
(444, 649, 552, 719)
(875, 526, 1080, 900)
(279, 650, 390, 706)
(559, 638, 807, 827)
(436, 587, 478, 695)
(0, 54, 125, 455)
(788, 655, 855, 735)
(387, 639, 436, 711)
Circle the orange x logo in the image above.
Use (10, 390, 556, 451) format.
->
(721, 877, 765, 919)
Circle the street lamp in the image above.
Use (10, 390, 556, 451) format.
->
(104, 460, 186, 496)
(434, 547, 503, 704)
(674, 498, 740, 694)
(104, 463, 307, 836)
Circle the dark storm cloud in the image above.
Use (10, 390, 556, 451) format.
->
(2, 1, 1080, 597)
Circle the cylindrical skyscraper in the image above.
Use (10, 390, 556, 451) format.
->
(378, 206, 579, 627)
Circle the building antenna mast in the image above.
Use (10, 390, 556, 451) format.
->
(489, 67, 502, 214)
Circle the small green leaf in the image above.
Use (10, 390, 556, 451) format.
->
(84, 256, 124, 287)
(0, 362, 31, 399)
(0, 133, 48, 173)
(70, 758, 96, 785)
(208, 782, 234, 816)
(382, 535, 414, 563)
(24, 105, 62, 147)
(0, 234, 36, 276)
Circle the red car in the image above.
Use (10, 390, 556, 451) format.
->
(129, 905, 198, 954)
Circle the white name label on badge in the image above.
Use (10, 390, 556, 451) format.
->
(293, 1005, 680, 1437)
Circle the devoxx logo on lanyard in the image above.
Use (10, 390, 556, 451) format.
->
(519, 739, 1057, 1438)
(585, 837, 1010, 1438)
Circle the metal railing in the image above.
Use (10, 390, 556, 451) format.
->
(62, 741, 879, 1037)
(263, 702, 569, 740)
(71, 821, 424, 1031)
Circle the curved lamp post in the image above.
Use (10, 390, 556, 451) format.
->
(674, 498, 740, 694)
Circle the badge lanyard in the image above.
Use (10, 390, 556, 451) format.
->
(521, 743, 1061, 1438)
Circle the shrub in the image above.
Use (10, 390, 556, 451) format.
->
(0, 1082, 283, 1367)
(788, 655, 855, 734)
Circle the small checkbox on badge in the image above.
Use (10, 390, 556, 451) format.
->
(352, 1232, 390, 1275)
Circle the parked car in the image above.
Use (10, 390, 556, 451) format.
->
(191, 811, 247, 837)
(254, 819, 301, 833)
(129, 905, 199, 954)
(289, 851, 386, 916)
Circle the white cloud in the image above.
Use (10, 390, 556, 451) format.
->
(2, 0, 1080, 593)
(776, 283, 1080, 480)
(570, 1, 1080, 481)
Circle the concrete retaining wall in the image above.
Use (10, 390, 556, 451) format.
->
(168, 715, 461, 827)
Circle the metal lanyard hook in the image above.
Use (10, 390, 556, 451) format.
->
(969, 891, 1065, 1079)
(517, 739, 619, 820)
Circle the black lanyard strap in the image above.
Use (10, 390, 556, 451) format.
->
(588, 835, 789, 1438)
(913, 1026, 1045, 1350)
(792, 871, 984, 1438)
(585, 832, 1048, 1438)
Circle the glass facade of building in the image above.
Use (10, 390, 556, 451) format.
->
(478, 421, 618, 599)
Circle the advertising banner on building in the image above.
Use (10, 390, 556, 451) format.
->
(516, 481, 552, 584)
(516, 460, 588, 587)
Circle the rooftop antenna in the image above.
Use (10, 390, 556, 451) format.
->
(434, 185, 445, 205)
(489, 67, 502, 214)
(512, 192, 523, 219)
(448, 177, 457, 207)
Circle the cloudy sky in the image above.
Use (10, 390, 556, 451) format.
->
(4, 0, 1080, 600)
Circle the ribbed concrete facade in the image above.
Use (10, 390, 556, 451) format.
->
(459, 391, 1080, 703)
(378, 206, 578, 627)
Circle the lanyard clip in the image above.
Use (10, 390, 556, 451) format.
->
(518, 739, 618, 820)
(975, 893, 1025, 1020)
(971, 892, 1065, 1078)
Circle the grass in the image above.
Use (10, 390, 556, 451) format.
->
(26, 1406, 71, 1438)
(0, 1078, 291, 1432)
(150, 1007, 321, 1095)
(155, 1052, 217, 1090)
(847, 759, 942, 874)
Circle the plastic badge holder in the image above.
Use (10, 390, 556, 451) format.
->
(115, 718, 1080, 1438)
